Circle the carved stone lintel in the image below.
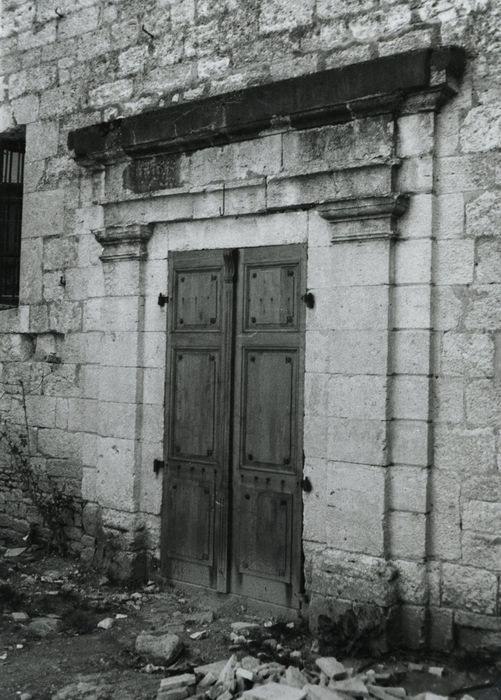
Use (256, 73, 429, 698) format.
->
(93, 224, 153, 262)
(318, 194, 409, 244)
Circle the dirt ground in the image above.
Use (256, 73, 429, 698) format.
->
(0, 547, 499, 700)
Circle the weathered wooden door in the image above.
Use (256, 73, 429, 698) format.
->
(162, 245, 305, 608)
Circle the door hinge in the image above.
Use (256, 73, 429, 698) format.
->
(301, 476, 313, 492)
(301, 292, 315, 309)
(153, 459, 164, 474)
(158, 293, 169, 307)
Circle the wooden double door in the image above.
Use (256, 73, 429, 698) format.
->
(161, 244, 306, 609)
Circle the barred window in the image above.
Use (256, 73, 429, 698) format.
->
(0, 137, 24, 306)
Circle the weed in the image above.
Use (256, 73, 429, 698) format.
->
(0, 380, 82, 556)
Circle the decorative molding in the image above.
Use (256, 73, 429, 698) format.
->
(318, 194, 409, 243)
(93, 224, 153, 262)
(68, 47, 465, 166)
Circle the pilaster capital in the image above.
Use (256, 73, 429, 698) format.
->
(318, 194, 409, 243)
(93, 224, 153, 262)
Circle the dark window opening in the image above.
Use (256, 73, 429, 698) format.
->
(0, 135, 25, 306)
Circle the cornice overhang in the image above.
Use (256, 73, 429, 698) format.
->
(68, 46, 465, 167)
(93, 224, 153, 262)
(318, 194, 409, 243)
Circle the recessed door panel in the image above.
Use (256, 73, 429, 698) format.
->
(171, 349, 217, 460)
(242, 350, 296, 470)
(245, 263, 299, 330)
(238, 488, 292, 582)
(174, 268, 220, 330)
(166, 477, 214, 565)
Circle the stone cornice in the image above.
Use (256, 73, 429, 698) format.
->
(68, 47, 465, 166)
(318, 194, 409, 243)
(93, 224, 153, 262)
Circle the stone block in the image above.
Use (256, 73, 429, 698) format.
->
(429, 470, 461, 561)
(98, 366, 138, 404)
(258, 0, 313, 32)
(442, 563, 497, 615)
(48, 301, 83, 333)
(434, 426, 495, 473)
(96, 436, 136, 510)
(389, 466, 428, 513)
(395, 560, 427, 604)
(462, 530, 501, 571)
(390, 420, 429, 466)
(143, 332, 165, 369)
(25, 120, 59, 162)
(140, 404, 163, 443)
(37, 428, 81, 461)
(398, 155, 433, 193)
(428, 608, 454, 652)
(40, 83, 83, 118)
(22, 189, 65, 239)
(303, 414, 328, 459)
(433, 286, 464, 331)
(398, 193, 432, 240)
(328, 375, 387, 420)
(243, 683, 306, 699)
(395, 239, 432, 285)
(460, 104, 501, 153)
(283, 117, 393, 175)
(11, 91, 39, 127)
(305, 331, 330, 373)
(434, 240, 474, 285)
(67, 398, 98, 433)
(118, 45, 149, 76)
(466, 380, 501, 426)
(391, 376, 429, 421)
(89, 78, 134, 109)
(463, 500, 501, 535)
(435, 103, 460, 158)
(434, 193, 465, 239)
(397, 113, 434, 157)
(99, 331, 139, 368)
(325, 462, 386, 556)
(388, 511, 426, 560)
(25, 395, 56, 428)
(311, 285, 390, 331)
(393, 605, 426, 650)
(466, 191, 501, 238)
(432, 377, 464, 423)
(82, 466, 96, 501)
(43, 237, 78, 271)
(58, 6, 100, 40)
(393, 285, 431, 329)
(476, 237, 501, 284)
(307, 241, 390, 288)
(0, 334, 34, 362)
(328, 330, 388, 375)
(391, 330, 430, 375)
(441, 332, 493, 377)
(435, 153, 497, 195)
(465, 285, 501, 331)
(267, 166, 393, 211)
(310, 547, 397, 606)
(103, 260, 142, 297)
(305, 373, 329, 417)
(328, 418, 387, 466)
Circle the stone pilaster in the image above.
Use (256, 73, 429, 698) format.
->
(90, 223, 153, 579)
(309, 193, 408, 611)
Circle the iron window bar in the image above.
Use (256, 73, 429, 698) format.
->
(0, 139, 24, 305)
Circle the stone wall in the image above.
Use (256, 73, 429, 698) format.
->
(1, 0, 501, 649)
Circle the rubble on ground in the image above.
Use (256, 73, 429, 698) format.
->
(152, 646, 463, 700)
(144, 619, 476, 700)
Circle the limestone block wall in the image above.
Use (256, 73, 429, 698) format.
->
(0, 0, 500, 648)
